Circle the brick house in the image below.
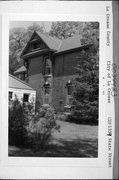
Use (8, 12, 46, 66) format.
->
(15, 31, 91, 112)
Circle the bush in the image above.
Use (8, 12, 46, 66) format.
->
(66, 108, 98, 125)
(9, 97, 60, 149)
(27, 106, 60, 150)
(9, 97, 29, 146)
(56, 113, 66, 121)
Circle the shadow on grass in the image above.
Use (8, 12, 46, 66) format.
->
(9, 137, 98, 158)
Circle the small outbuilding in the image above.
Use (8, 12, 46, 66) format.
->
(9, 74, 36, 105)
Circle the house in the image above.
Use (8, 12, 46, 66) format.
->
(9, 74, 36, 105)
(15, 31, 91, 112)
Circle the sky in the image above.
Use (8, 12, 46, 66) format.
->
(10, 21, 52, 32)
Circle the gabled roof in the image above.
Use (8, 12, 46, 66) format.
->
(20, 31, 61, 57)
(20, 31, 88, 58)
(9, 74, 35, 91)
(37, 32, 62, 51)
(14, 65, 26, 74)
(57, 35, 82, 53)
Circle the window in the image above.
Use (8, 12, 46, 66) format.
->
(23, 94, 29, 103)
(25, 73, 27, 78)
(18, 74, 21, 79)
(67, 85, 73, 95)
(66, 80, 74, 106)
(43, 57, 52, 75)
(32, 42, 40, 50)
(9, 91, 13, 101)
(24, 61, 27, 68)
(19, 73, 25, 81)
(43, 82, 50, 95)
(68, 97, 73, 105)
(66, 80, 73, 95)
(44, 98, 49, 105)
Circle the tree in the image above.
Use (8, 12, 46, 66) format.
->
(9, 97, 28, 146)
(70, 22, 99, 125)
(49, 21, 99, 43)
(27, 22, 44, 38)
(80, 22, 99, 45)
(9, 23, 44, 74)
(9, 27, 27, 74)
(71, 49, 99, 124)
(49, 21, 80, 39)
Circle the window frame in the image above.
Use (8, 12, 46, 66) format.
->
(43, 82, 51, 95)
(66, 80, 74, 105)
(32, 41, 40, 50)
(67, 85, 73, 95)
(66, 81, 73, 96)
(42, 56, 52, 75)
(23, 93, 29, 103)
(9, 91, 13, 101)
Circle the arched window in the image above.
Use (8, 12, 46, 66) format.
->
(42, 57, 52, 75)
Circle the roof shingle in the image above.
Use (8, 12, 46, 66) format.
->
(37, 32, 62, 51)
(9, 74, 35, 91)
(37, 32, 82, 53)
(57, 35, 82, 53)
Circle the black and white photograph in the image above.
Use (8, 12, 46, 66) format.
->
(8, 21, 99, 158)
(0, 0, 118, 179)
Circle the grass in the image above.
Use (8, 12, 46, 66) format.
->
(9, 120, 98, 157)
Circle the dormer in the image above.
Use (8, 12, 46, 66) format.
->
(20, 31, 61, 60)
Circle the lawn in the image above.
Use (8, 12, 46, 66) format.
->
(9, 120, 98, 157)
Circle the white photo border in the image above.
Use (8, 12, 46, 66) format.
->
(0, 1, 114, 179)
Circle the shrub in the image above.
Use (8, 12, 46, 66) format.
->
(56, 113, 66, 121)
(27, 105, 60, 150)
(9, 97, 29, 146)
(9, 96, 60, 149)
(66, 108, 98, 125)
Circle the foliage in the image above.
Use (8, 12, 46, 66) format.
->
(56, 113, 66, 121)
(9, 97, 60, 149)
(34, 95, 42, 113)
(9, 97, 29, 146)
(66, 22, 99, 125)
(49, 21, 99, 43)
(9, 23, 44, 74)
(49, 21, 80, 39)
(27, 105, 60, 149)
(27, 22, 44, 38)
(80, 22, 99, 45)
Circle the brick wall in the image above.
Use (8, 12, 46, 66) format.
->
(26, 49, 89, 112)
(52, 50, 82, 112)
(27, 55, 52, 104)
(28, 56, 43, 76)
(52, 51, 80, 111)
